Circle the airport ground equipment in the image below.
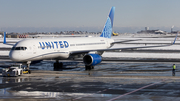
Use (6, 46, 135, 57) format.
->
(2, 64, 23, 77)
(23, 67, 31, 74)
(112, 32, 118, 36)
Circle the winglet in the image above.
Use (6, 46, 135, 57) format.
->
(172, 32, 178, 45)
(3, 32, 6, 44)
(100, 7, 115, 39)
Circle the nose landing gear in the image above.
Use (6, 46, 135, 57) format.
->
(23, 61, 31, 74)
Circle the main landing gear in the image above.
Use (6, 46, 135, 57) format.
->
(54, 60, 63, 71)
(85, 65, 94, 71)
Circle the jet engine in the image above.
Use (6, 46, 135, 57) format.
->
(83, 54, 102, 66)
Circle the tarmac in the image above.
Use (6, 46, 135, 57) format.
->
(0, 59, 180, 101)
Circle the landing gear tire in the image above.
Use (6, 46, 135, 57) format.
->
(85, 65, 94, 71)
(54, 62, 58, 71)
(28, 70, 31, 74)
(54, 61, 63, 71)
(54, 62, 58, 68)
(59, 62, 63, 68)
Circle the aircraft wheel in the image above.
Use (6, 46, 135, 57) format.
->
(59, 62, 63, 68)
(28, 70, 31, 74)
(54, 62, 63, 71)
(85, 65, 88, 70)
(54, 62, 58, 68)
(85, 65, 93, 71)
(54, 62, 58, 71)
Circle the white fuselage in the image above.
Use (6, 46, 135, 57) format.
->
(9, 37, 114, 62)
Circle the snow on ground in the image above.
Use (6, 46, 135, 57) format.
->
(0, 38, 22, 48)
(0, 51, 9, 56)
(0, 38, 22, 42)
(102, 52, 180, 59)
(112, 44, 180, 50)
(0, 44, 13, 48)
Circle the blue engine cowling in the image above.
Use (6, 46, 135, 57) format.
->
(83, 54, 102, 66)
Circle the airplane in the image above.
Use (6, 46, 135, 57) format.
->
(3, 7, 178, 70)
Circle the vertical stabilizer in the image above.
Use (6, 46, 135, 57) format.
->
(100, 7, 115, 38)
(3, 32, 6, 44)
(172, 32, 178, 45)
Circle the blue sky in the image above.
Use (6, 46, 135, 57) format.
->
(1, 0, 180, 33)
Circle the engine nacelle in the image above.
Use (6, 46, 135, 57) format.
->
(83, 54, 102, 66)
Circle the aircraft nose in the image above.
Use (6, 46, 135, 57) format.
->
(9, 50, 15, 60)
(9, 50, 20, 61)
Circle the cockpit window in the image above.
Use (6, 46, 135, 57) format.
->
(12, 47, 27, 50)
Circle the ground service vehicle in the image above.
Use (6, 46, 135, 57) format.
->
(2, 64, 23, 77)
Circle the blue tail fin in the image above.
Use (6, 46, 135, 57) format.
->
(100, 7, 115, 38)
(3, 32, 6, 44)
(172, 32, 178, 45)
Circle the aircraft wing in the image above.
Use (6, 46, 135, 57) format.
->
(112, 39, 141, 44)
(70, 44, 173, 55)
(70, 33, 178, 55)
